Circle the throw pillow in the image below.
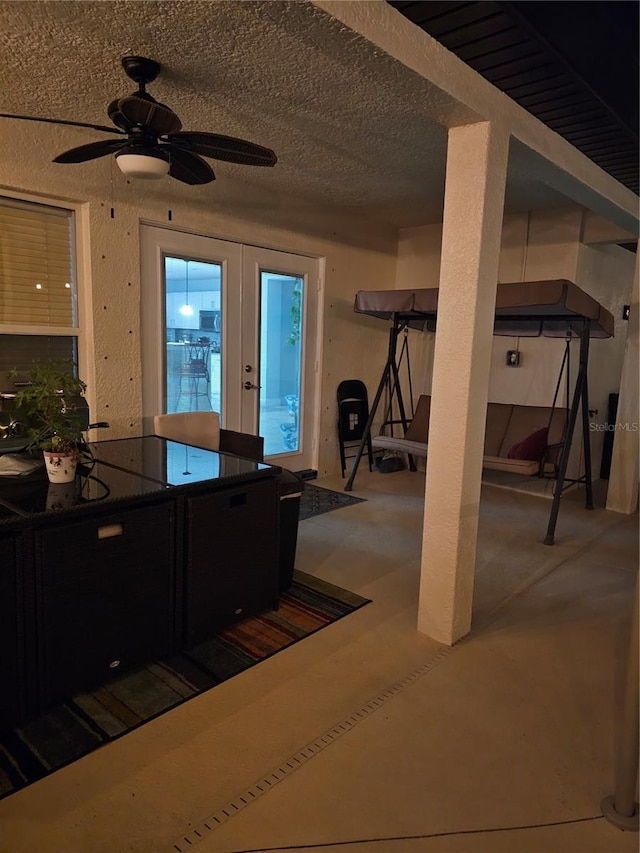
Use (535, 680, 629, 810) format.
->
(507, 427, 549, 462)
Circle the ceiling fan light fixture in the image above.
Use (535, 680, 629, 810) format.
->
(1, 55, 276, 186)
(115, 148, 170, 180)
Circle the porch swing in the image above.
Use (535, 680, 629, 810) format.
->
(344, 279, 615, 545)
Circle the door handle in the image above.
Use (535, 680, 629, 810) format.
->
(243, 381, 260, 390)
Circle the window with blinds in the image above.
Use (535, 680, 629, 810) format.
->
(0, 198, 75, 327)
(0, 334, 77, 382)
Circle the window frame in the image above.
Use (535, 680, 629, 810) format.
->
(0, 189, 95, 416)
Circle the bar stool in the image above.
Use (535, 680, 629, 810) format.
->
(176, 343, 211, 410)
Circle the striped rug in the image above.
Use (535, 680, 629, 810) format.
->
(0, 571, 369, 800)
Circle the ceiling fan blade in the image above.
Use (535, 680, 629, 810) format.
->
(0, 112, 124, 135)
(53, 138, 128, 164)
(167, 147, 215, 185)
(118, 95, 182, 135)
(169, 132, 277, 167)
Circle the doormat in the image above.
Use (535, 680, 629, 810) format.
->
(299, 483, 366, 521)
(0, 571, 370, 800)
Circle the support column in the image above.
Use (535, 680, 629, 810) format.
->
(418, 122, 509, 644)
(606, 244, 639, 514)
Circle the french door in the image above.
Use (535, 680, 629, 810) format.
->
(140, 225, 321, 470)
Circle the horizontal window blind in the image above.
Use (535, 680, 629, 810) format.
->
(0, 199, 75, 327)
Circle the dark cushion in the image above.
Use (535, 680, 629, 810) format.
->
(404, 395, 431, 442)
(507, 427, 549, 462)
(218, 429, 264, 462)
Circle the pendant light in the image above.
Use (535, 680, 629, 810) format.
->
(179, 259, 194, 317)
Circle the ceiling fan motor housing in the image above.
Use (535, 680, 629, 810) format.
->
(121, 56, 161, 87)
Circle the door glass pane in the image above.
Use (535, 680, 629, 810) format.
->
(164, 256, 222, 415)
(259, 271, 303, 456)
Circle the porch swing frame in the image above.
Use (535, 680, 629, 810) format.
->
(344, 279, 614, 545)
(344, 314, 416, 491)
(378, 323, 417, 465)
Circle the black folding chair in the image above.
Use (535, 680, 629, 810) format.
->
(337, 379, 374, 478)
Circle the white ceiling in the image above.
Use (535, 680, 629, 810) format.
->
(0, 0, 590, 227)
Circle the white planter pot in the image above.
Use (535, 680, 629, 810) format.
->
(43, 450, 78, 484)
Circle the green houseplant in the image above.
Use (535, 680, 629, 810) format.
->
(7, 361, 87, 483)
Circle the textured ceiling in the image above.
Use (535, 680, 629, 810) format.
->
(0, 0, 623, 226)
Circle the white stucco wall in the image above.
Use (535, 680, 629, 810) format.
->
(418, 121, 509, 643)
(575, 243, 636, 476)
(490, 208, 583, 410)
(0, 124, 398, 477)
(1, 154, 633, 483)
(395, 209, 585, 401)
(394, 207, 634, 479)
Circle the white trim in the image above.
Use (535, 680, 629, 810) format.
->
(139, 217, 324, 261)
(140, 225, 323, 470)
(74, 201, 96, 422)
(242, 245, 322, 471)
(140, 225, 243, 434)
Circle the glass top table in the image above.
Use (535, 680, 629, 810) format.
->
(0, 436, 279, 524)
(87, 435, 275, 486)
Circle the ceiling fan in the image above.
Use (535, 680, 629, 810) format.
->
(0, 56, 277, 184)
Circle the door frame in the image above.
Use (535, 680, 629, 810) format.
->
(140, 223, 324, 471)
(140, 224, 243, 435)
(242, 245, 323, 469)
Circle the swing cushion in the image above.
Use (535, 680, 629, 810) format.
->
(370, 396, 565, 476)
(403, 395, 431, 442)
(371, 395, 431, 458)
(484, 403, 514, 455)
(498, 406, 564, 458)
(507, 427, 549, 462)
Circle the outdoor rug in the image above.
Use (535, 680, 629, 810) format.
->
(299, 482, 366, 521)
(0, 571, 369, 800)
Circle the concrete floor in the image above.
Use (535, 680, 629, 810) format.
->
(0, 470, 637, 853)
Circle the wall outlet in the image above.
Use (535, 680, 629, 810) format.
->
(506, 349, 521, 367)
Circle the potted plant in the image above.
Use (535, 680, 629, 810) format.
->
(7, 361, 87, 483)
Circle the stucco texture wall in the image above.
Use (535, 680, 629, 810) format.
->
(394, 207, 634, 479)
(575, 242, 636, 476)
(0, 122, 398, 477)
